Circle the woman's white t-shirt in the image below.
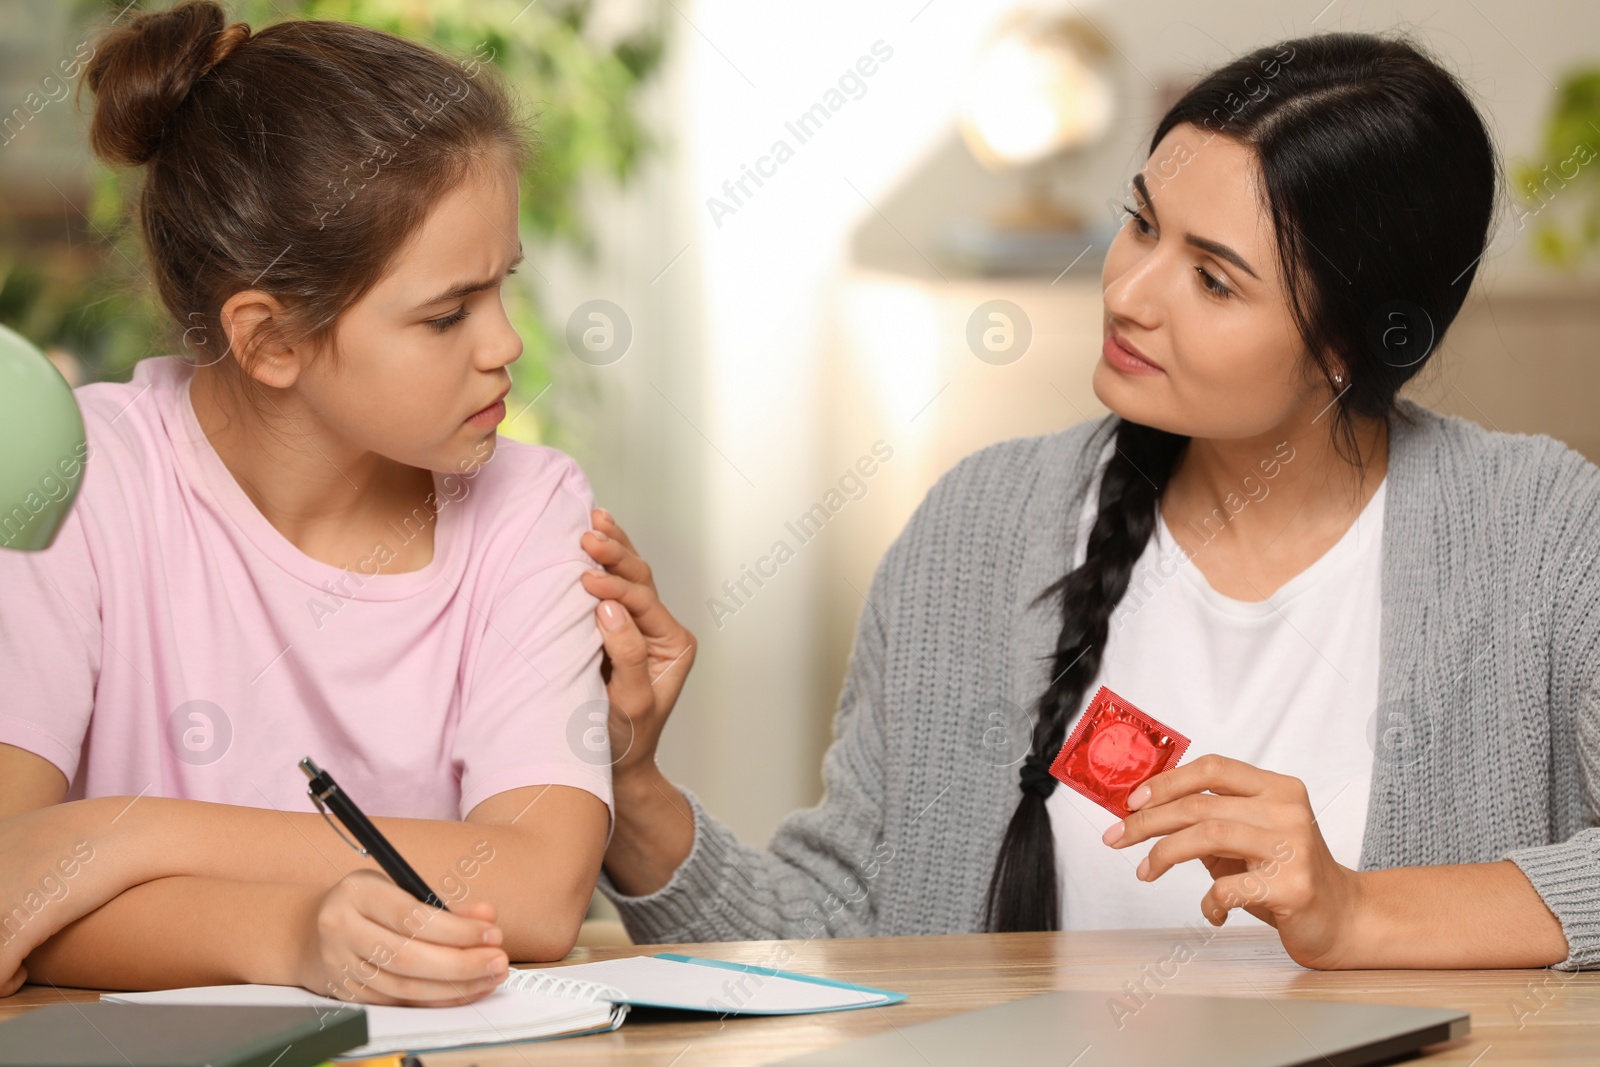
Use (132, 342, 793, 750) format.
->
(1047, 459, 1386, 930)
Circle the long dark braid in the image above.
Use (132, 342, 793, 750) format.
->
(984, 418, 1186, 932)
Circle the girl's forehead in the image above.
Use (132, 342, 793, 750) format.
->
(369, 169, 521, 314)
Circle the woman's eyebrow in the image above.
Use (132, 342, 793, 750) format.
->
(413, 245, 525, 310)
(1132, 173, 1260, 281)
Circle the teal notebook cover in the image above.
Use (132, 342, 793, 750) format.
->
(647, 952, 908, 1015)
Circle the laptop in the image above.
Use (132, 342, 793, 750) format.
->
(771, 989, 1469, 1067)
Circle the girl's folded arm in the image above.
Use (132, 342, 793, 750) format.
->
(25, 877, 324, 992)
(8, 783, 607, 976)
(131, 784, 608, 962)
(25, 871, 513, 1002)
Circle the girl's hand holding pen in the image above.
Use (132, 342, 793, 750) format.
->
(291, 761, 508, 1006)
(293, 869, 509, 1007)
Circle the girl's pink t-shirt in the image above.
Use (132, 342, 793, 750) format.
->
(0, 356, 611, 821)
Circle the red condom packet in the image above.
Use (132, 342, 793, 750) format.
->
(1049, 686, 1191, 818)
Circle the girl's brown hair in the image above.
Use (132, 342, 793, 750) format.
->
(82, 0, 531, 380)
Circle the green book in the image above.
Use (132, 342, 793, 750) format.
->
(0, 1003, 367, 1067)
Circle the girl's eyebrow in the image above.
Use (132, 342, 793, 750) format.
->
(1132, 172, 1260, 281)
(413, 245, 525, 310)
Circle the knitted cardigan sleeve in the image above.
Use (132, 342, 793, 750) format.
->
(596, 498, 911, 944)
(1503, 439, 1600, 970)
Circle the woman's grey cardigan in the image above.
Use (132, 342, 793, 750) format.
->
(599, 402, 1600, 969)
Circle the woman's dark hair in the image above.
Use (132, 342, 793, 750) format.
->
(984, 31, 1498, 931)
(81, 0, 531, 394)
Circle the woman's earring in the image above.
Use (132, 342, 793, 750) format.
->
(1333, 372, 1345, 386)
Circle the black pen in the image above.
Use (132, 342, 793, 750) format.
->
(299, 756, 446, 910)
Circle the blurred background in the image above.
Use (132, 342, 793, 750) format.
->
(4, 0, 1599, 931)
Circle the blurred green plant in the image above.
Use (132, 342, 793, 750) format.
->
(0, 0, 665, 445)
(1516, 66, 1600, 270)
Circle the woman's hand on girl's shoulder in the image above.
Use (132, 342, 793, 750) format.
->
(579, 508, 697, 785)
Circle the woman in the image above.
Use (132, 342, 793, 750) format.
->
(580, 32, 1600, 969)
(0, 3, 610, 1000)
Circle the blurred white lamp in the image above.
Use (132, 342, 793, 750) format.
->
(946, 10, 1119, 273)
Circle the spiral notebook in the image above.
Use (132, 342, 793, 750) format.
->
(102, 953, 904, 1056)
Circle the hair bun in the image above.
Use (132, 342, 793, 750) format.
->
(85, 0, 252, 167)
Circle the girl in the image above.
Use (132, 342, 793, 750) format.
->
(580, 32, 1600, 969)
(0, 2, 611, 1001)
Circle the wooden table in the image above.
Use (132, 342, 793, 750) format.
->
(6, 929, 1599, 1065)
